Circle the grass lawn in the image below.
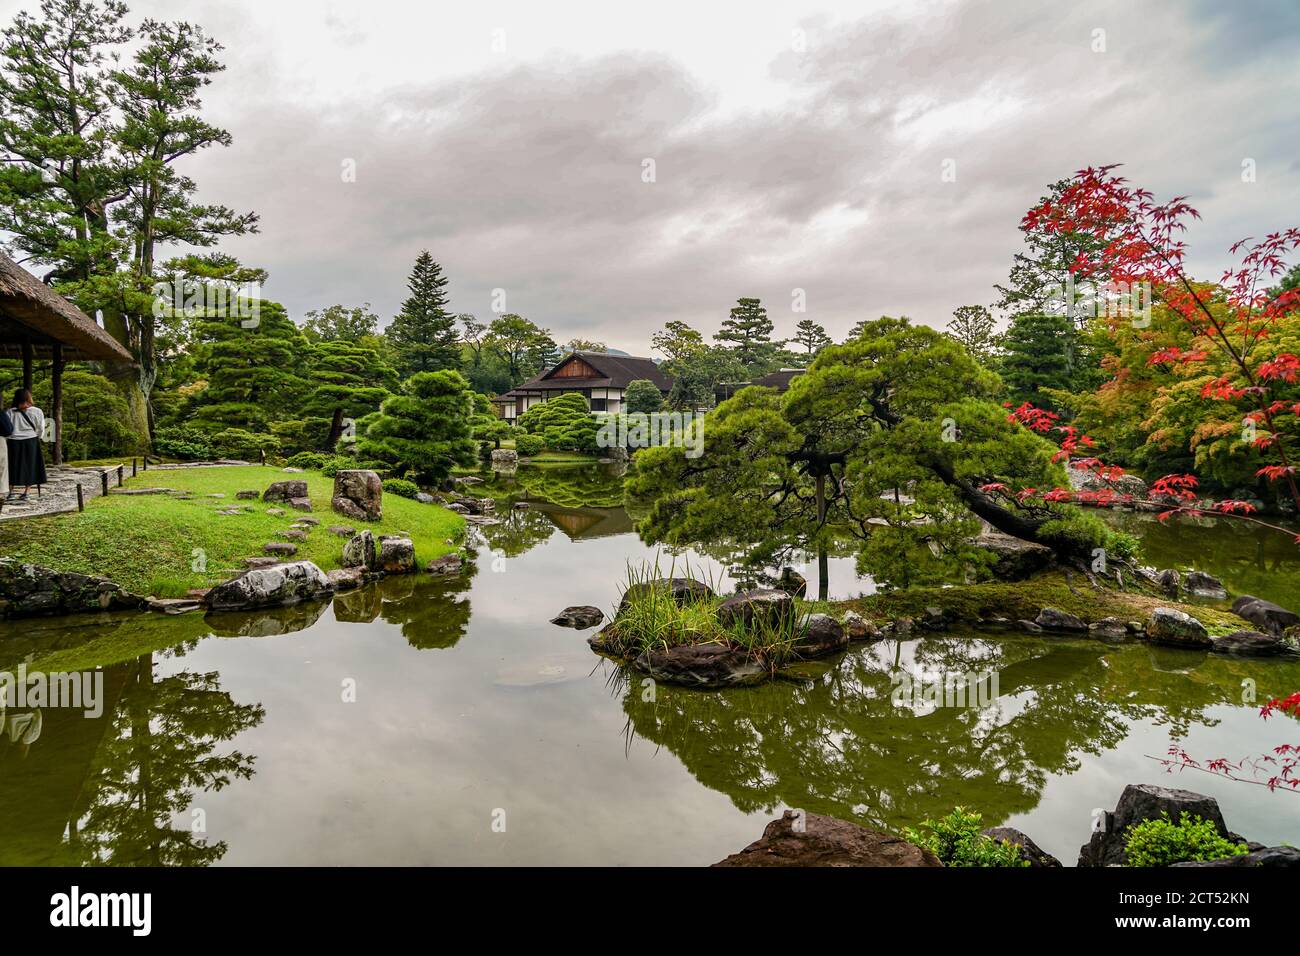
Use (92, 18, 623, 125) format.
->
(0, 465, 464, 598)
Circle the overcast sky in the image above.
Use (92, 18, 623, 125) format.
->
(4, 0, 1298, 353)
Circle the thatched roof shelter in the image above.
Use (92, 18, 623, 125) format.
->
(0, 253, 134, 363)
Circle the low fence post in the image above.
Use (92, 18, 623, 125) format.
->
(117, 465, 123, 487)
(100, 471, 108, 497)
(132, 457, 137, 477)
(76, 483, 84, 512)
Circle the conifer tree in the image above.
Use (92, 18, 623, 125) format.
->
(387, 251, 460, 377)
(357, 370, 477, 485)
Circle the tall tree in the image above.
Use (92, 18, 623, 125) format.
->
(486, 313, 554, 385)
(791, 318, 830, 357)
(997, 312, 1088, 411)
(652, 320, 705, 367)
(715, 297, 780, 371)
(387, 251, 460, 376)
(302, 339, 397, 451)
(945, 305, 998, 363)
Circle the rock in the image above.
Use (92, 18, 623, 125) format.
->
(425, 555, 464, 576)
(282, 466, 305, 473)
(981, 827, 1061, 867)
(1079, 783, 1232, 867)
(1068, 467, 1149, 499)
(446, 503, 470, 514)
(717, 589, 795, 631)
(1154, 568, 1181, 596)
(205, 560, 333, 612)
(881, 617, 914, 638)
(1017, 619, 1043, 633)
(325, 567, 365, 591)
(1035, 607, 1087, 632)
(263, 542, 298, 556)
(455, 476, 484, 486)
(551, 605, 604, 629)
(617, 577, 714, 616)
(235, 490, 259, 500)
(205, 492, 226, 499)
(513, 501, 530, 510)
(342, 530, 377, 571)
(841, 610, 881, 642)
(920, 606, 948, 631)
(0, 559, 146, 618)
(775, 567, 808, 598)
(276, 529, 309, 541)
(243, 556, 282, 569)
(332, 469, 383, 522)
(147, 597, 205, 615)
(792, 613, 848, 658)
(975, 529, 1057, 581)
(1232, 595, 1300, 636)
(1172, 846, 1300, 868)
(377, 534, 416, 574)
(265, 507, 285, 516)
(1184, 571, 1227, 600)
(415, 492, 436, 504)
(328, 525, 356, 537)
(295, 516, 321, 526)
(634, 642, 768, 688)
(714, 810, 941, 868)
(490, 449, 518, 466)
(288, 497, 313, 512)
(1147, 606, 1211, 647)
(1211, 630, 1287, 656)
(1088, 616, 1129, 640)
(262, 479, 308, 503)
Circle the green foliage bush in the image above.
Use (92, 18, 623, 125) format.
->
(518, 392, 599, 453)
(286, 452, 331, 470)
(1123, 812, 1248, 867)
(514, 432, 544, 456)
(903, 807, 1029, 867)
(382, 478, 421, 499)
(624, 378, 664, 415)
(153, 425, 215, 461)
(356, 369, 477, 486)
(211, 428, 280, 460)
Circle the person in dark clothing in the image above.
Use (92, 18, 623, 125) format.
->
(5, 389, 47, 500)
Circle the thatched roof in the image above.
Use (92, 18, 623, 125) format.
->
(0, 253, 135, 363)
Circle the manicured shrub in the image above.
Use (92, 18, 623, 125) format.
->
(514, 432, 544, 456)
(624, 378, 664, 415)
(382, 478, 421, 499)
(210, 428, 280, 460)
(153, 425, 215, 460)
(286, 451, 331, 470)
(1123, 812, 1248, 867)
(903, 807, 1029, 867)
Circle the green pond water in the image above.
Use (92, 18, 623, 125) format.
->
(1, 463, 1298, 866)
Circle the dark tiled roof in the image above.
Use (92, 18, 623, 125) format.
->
(752, 369, 805, 390)
(499, 351, 673, 400)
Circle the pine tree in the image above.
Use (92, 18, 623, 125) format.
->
(303, 340, 398, 450)
(716, 298, 780, 371)
(946, 305, 998, 363)
(357, 370, 477, 485)
(792, 318, 830, 356)
(387, 251, 460, 377)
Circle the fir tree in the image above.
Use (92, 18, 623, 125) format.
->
(387, 251, 460, 376)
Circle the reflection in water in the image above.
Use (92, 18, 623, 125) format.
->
(616, 634, 1300, 834)
(0, 462, 1298, 865)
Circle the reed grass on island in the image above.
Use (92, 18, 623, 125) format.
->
(603, 558, 806, 662)
(0, 465, 465, 598)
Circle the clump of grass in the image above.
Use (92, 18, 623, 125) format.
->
(602, 555, 807, 665)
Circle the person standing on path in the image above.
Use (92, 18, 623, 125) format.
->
(5, 389, 46, 501)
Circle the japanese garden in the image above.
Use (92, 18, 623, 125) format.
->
(0, 0, 1298, 883)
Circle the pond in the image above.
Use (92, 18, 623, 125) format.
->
(1, 462, 1297, 866)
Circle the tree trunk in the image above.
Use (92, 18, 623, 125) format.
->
(100, 308, 152, 454)
(325, 407, 345, 452)
(815, 473, 829, 600)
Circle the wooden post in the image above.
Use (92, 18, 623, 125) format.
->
(21, 340, 33, 392)
(260, 447, 265, 466)
(143, 455, 148, 472)
(51, 343, 64, 466)
(100, 470, 108, 497)
(76, 483, 84, 512)
(132, 457, 137, 477)
(116, 464, 123, 486)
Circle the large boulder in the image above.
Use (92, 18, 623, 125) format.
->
(1035, 607, 1088, 633)
(490, 448, 518, 467)
(0, 558, 143, 618)
(204, 560, 333, 612)
(1079, 784, 1232, 867)
(341, 530, 377, 571)
(974, 530, 1056, 581)
(1147, 607, 1210, 648)
(616, 577, 713, 616)
(775, 566, 808, 598)
(425, 555, 464, 576)
(717, 589, 796, 631)
(633, 642, 767, 688)
(377, 535, 416, 574)
(792, 613, 848, 658)
(981, 827, 1062, 867)
(1232, 595, 1300, 636)
(1173, 846, 1300, 868)
(841, 610, 882, 642)
(1211, 629, 1287, 657)
(1184, 571, 1227, 600)
(332, 469, 383, 523)
(262, 479, 308, 503)
(714, 810, 941, 867)
(551, 605, 604, 629)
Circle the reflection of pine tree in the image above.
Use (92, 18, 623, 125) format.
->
(378, 575, 476, 650)
(70, 655, 264, 866)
